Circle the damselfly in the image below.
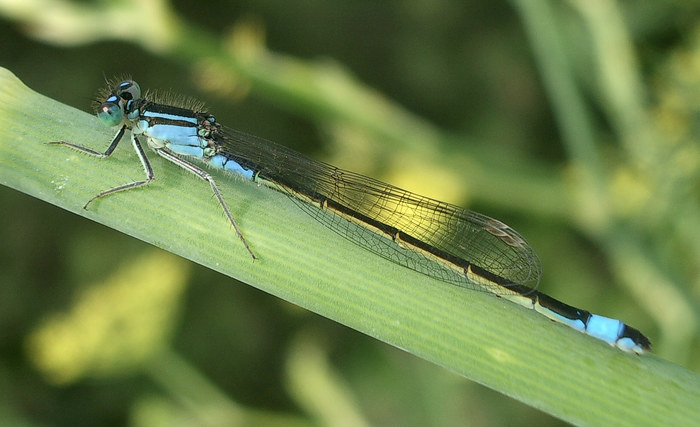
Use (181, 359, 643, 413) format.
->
(49, 78, 651, 353)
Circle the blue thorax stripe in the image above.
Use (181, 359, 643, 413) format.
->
(143, 103, 199, 126)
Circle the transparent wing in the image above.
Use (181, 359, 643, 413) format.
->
(219, 126, 541, 292)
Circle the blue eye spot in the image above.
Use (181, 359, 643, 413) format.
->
(116, 80, 141, 101)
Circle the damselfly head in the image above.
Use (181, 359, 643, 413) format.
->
(94, 77, 141, 127)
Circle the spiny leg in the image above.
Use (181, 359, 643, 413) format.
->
(155, 148, 257, 260)
(83, 133, 155, 208)
(49, 128, 156, 209)
(48, 125, 127, 158)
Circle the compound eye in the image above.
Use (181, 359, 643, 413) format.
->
(116, 80, 141, 101)
(97, 101, 124, 127)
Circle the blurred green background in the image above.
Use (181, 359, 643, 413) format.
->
(1, 0, 699, 425)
